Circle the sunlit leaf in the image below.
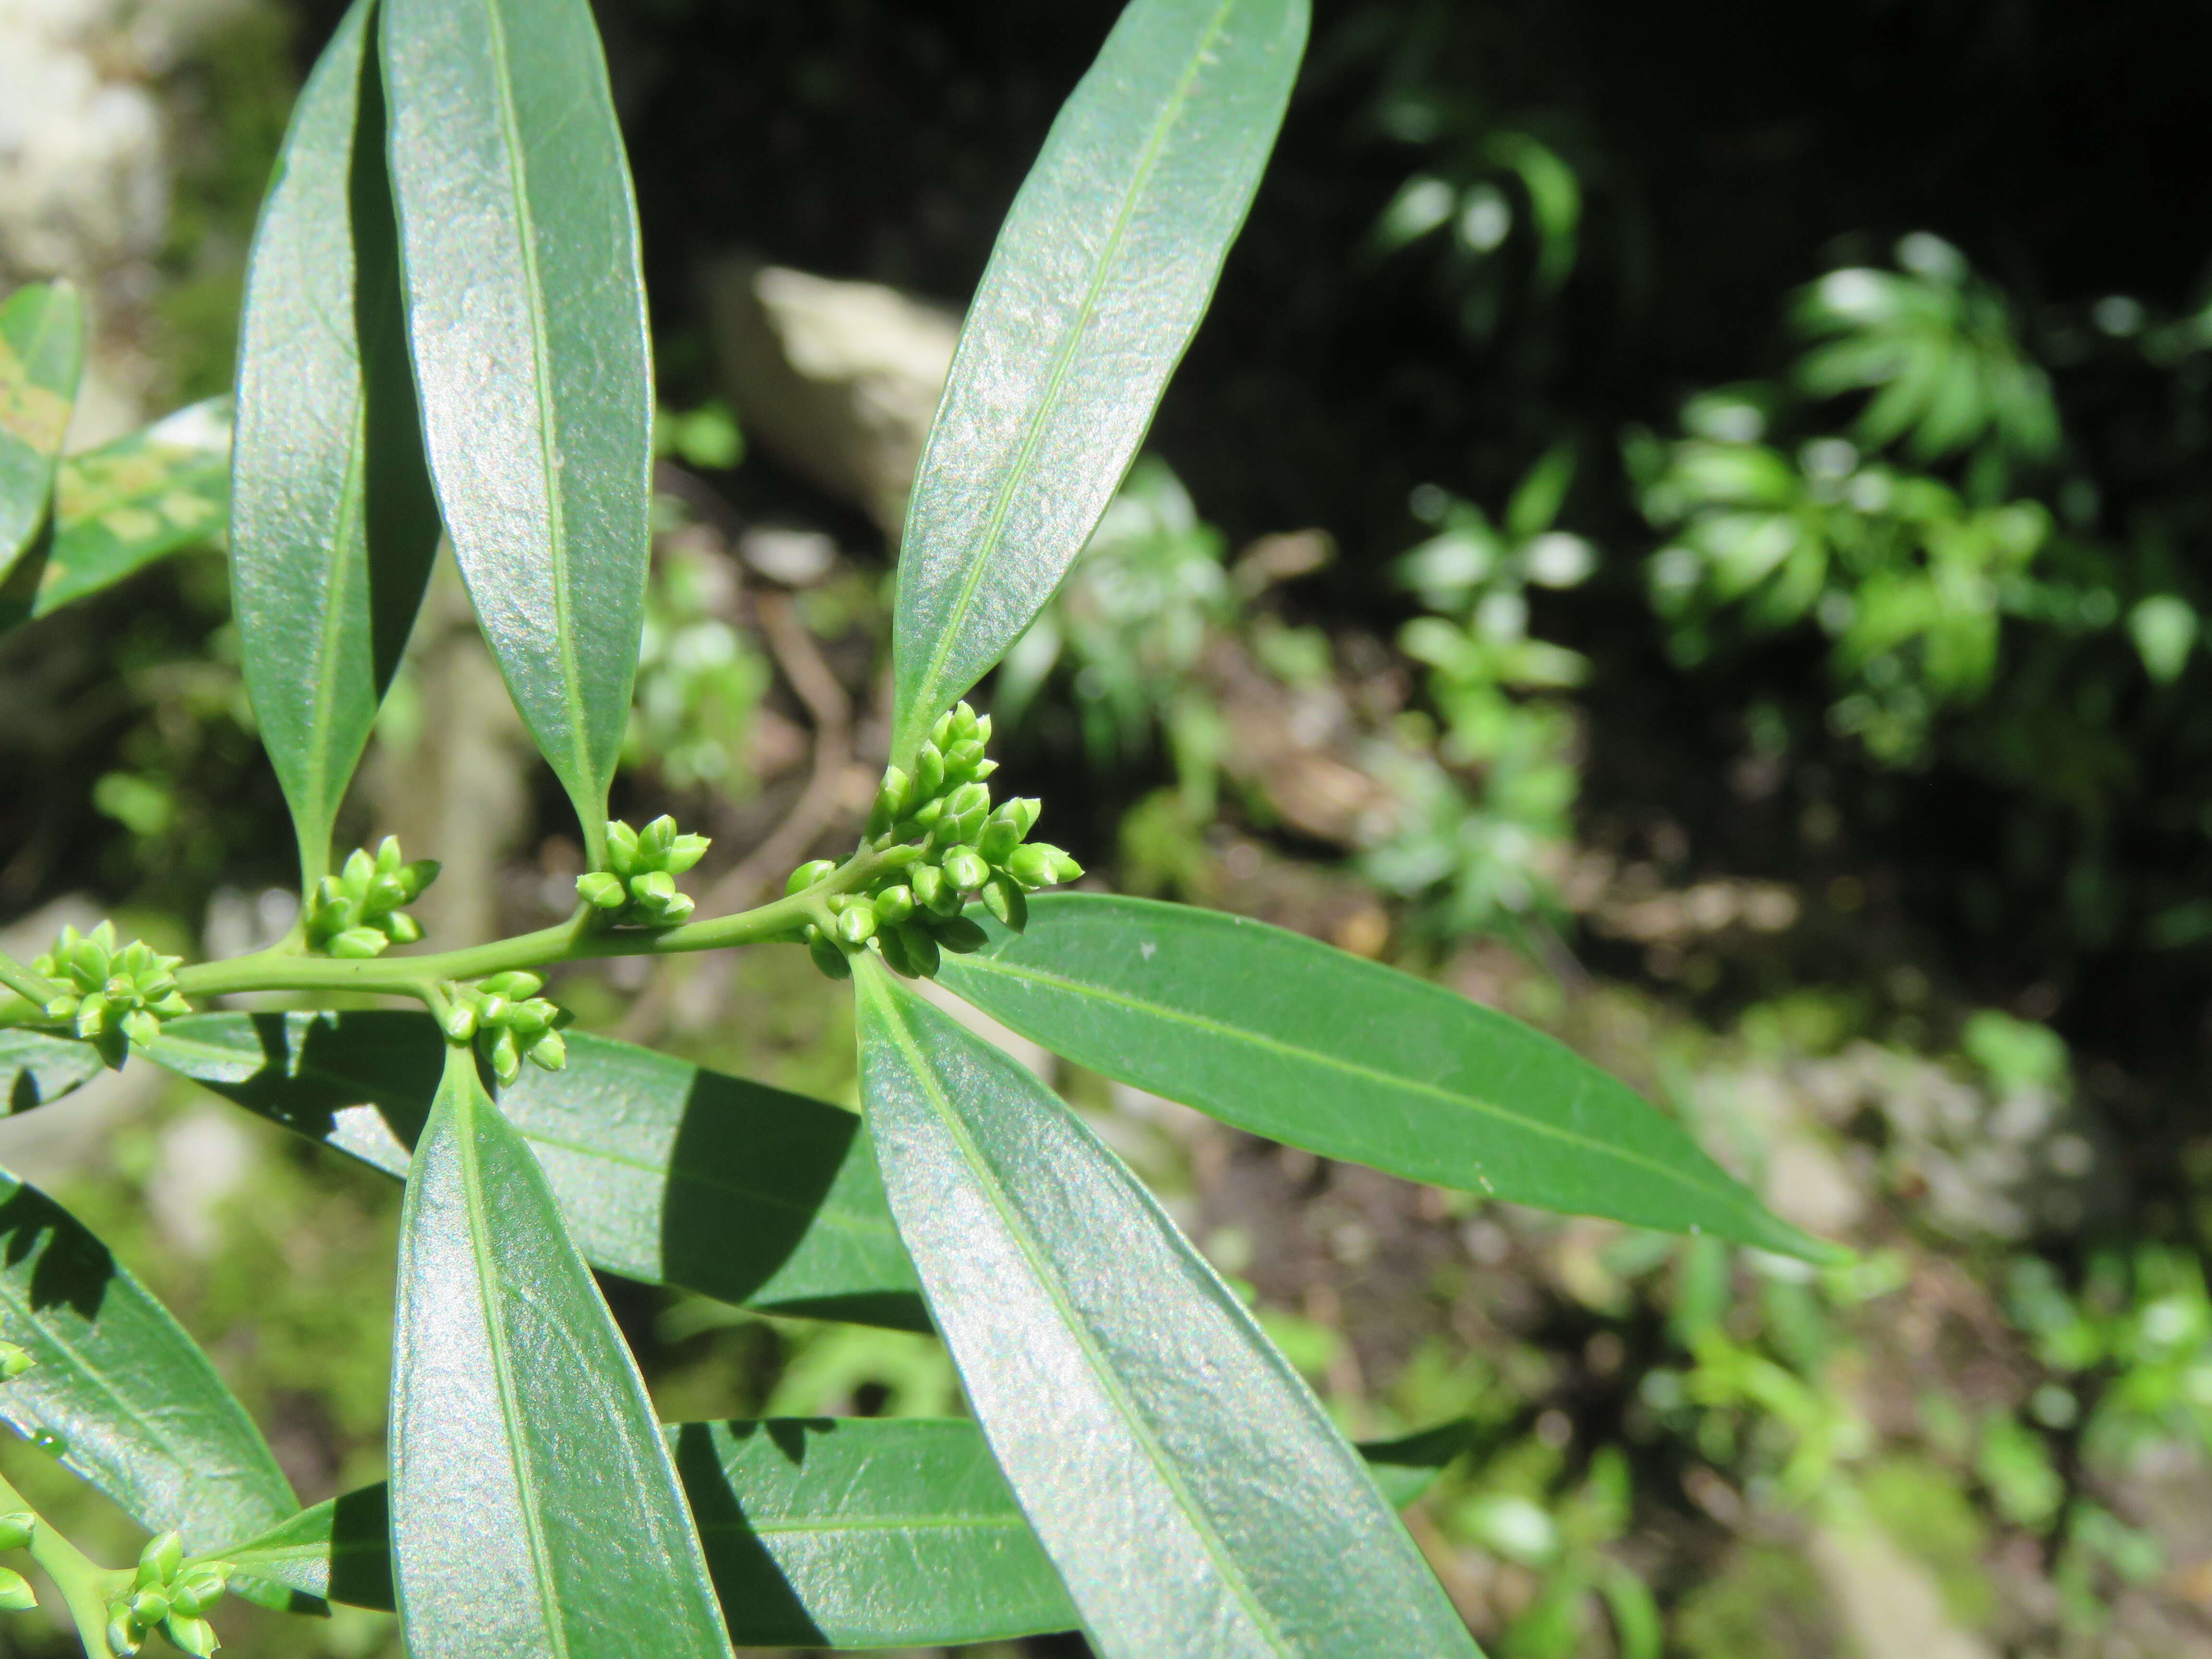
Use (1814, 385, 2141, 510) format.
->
(0, 279, 82, 580)
(147, 1011, 926, 1330)
(389, 1046, 731, 1658)
(222, 1413, 1465, 1642)
(856, 965, 1476, 1658)
(231, 0, 440, 883)
(0, 1164, 296, 1563)
(937, 894, 1829, 1258)
(0, 1029, 104, 1114)
(381, 0, 652, 858)
(890, 0, 1307, 762)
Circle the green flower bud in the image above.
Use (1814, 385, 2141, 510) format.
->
(1006, 843, 1081, 888)
(942, 849, 989, 894)
(979, 817, 1023, 864)
(487, 1026, 523, 1085)
(664, 832, 711, 875)
(0, 1345, 31, 1380)
(807, 933, 853, 980)
(476, 993, 511, 1027)
(605, 819, 641, 876)
(873, 884, 915, 924)
(909, 863, 946, 909)
(366, 871, 409, 911)
(130, 1589, 169, 1624)
(943, 738, 986, 782)
(107, 1613, 139, 1655)
(873, 765, 913, 825)
(934, 916, 989, 954)
(74, 994, 110, 1037)
(341, 847, 375, 887)
(505, 1001, 551, 1037)
(383, 912, 424, 946)
(0, 1565, 32, 1611)
(41, 994, 78, 1022)
(442, 1002, 478, 1042)
(899, 922, 941, 978)
(140, 1531, 183, 1587)
(639, 814, 678, 860)
(943, 781, 991, 820)
(785, 859, 837, 896)
(328, 928, 389, 960)
(122, 1009, 161, 1048)
(528, 1031, 567, 1072)
(836, 903, 878, 945)
(481, 972, 544, 999)
(912, 742, 945, 800)
(0, 1510, 35, 1550)
(575, 876, 628, 915)
(165, 1613, 218, 1657)
(982, 873, 1028, 931)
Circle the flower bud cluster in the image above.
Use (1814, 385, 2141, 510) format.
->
(105, 1531, 228, 1657)
(304, 838, 439, 959)
(789, 701, 1082, 981)
(442, 972, 571, 1083)
(577, 816, 710, 927)
(33, 924, 190, 1058)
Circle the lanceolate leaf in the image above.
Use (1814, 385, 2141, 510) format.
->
(217, 1415, 1457, 1645)
(381, 0, 653, 857)
(0, 1028, 104, 1114)
(855, 965, 1476, 1659)
(389, 1046, 732, 1659)
(938, 895, 1827, 1259)
(147, 1011, 926, 1329)
(890, 0, 1307, 761)
(0, 279, 83, 579)
(0, 1165, 296, 1555)
(231, 0, 441, 885)
(15, 399, 232, 624)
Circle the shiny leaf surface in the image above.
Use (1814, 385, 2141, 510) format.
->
(0, 279, 82, 579)
(0, 1029, 104, 1114)
(388, 1047, 731, 1659)
(147, 1011, 926, 1329)
(381, 0, 652, 851)
(890, 0, 1307, 761)
(0, 1164, 295, 1555)
(856, 965, 1476, 1658)
(216, 1414, 1459, 1642)
(938, 895, 1824, 1258)
(231, 0, 440, 883)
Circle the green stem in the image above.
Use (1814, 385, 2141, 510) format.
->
(0, 1465, 122, 1658)
(174, 849, 887, 1000)
(0, 954, 61, 1010)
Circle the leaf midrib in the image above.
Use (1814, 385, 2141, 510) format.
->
(948, 952, 1751, 1213)
(901, 0, 1238, 755)
(479, 0, 590, 793)
(453, 1083, 571, 1658)
(864, 970, 1291, 1654)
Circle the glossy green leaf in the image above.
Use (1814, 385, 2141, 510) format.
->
(389, 1046, 731, 1659)
(218, 1414, 1454, 1644)
(855, 964, 1476, 1659)
(0, 1028, 104, 1114)
(12, 398, 232, 625)
(381, 0, 652, 855)
(0, 280, 83, 579)
(231, 0, 441, 885)
(890, 0, 1307, 762)
(146, 1011, 926, 1329)
(0, 1164, 296, 1554)
(938, 895, 1826, 1259)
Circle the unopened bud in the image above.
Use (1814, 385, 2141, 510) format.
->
(487, 1027, 522, 1086)
(979, 817, 1023, 864)
(0, 1511, 35, 1550)
(873, 885, 915, 924)
(785, 859, 837, 897)
(0, 1565, 32, 1611)
(107, 1613, 139, 1656)
(442, 1003, 478, 1042)
(982, 874, 1027, 932)
(528, 1031, 567, 1072)
(165, 1613, 217, 1657)
(329, 928, 389, 960)
(942, 849, 989, 893)
(140, 1531, 183, 1587)
(836, 904, 878, 946)
(912, 742, 945, 800)
(130, 1589, 169, 1625)
(384, 913, 424, 945)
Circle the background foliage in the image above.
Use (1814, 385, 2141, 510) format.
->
(6, 0, 2212, 1653)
